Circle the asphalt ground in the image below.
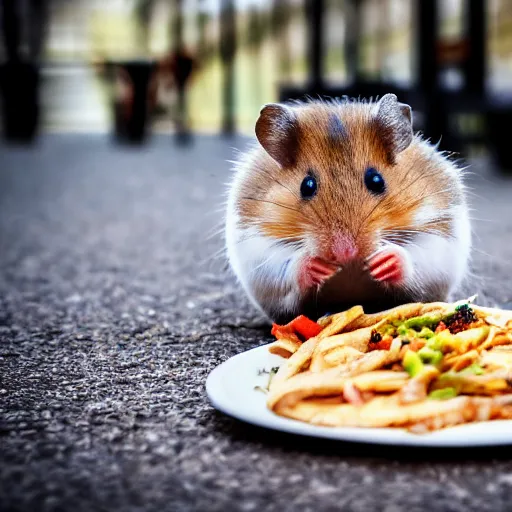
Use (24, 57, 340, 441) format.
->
(1, 135, 512, 512)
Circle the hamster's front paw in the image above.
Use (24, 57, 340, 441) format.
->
(298, 257, 339, 291)
(367, 247, 411, 286)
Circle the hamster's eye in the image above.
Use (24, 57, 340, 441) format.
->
(300, 175, 318, 199)
(364, 167, 386, 195)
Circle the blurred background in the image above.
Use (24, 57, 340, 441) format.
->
(0, 0, 511, 168)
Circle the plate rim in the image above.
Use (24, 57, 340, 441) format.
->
(206, 343, 512, 447)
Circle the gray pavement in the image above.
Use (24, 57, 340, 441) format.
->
(1, 135, 512, 512)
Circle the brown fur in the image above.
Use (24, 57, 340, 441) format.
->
(237, 100, 460, 261)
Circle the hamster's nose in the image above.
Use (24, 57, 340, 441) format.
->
(328, 233, 358, 265)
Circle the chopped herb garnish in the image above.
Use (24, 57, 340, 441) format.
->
(255, 366, 280, 393)
(445, 304, 478, 334)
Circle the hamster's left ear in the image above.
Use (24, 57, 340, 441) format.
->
(255, 103, 299, 168)
(374, 93, 413, 163)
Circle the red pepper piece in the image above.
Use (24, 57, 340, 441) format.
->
(271, 315, 323, 341)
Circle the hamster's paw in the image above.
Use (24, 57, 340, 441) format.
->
(367, 247, 411, 286)
(299, 257, 339, 291)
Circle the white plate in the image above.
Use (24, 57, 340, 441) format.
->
(206, 343, 512, 447)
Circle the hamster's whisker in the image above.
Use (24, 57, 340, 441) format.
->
(258, 167, 332, 227)
(248, 241, 303, 276)
(388, 165, 447, 201)
(308, 197, 330, 227)
(198, 247, 228, 268)
(355, 161, 422, 235)
(250, 252, 283, 275)
(206, 225, 227, 241)
(380, 225, 454, 244)
(355, 198, 383, 239)
(259, 168, 300, 200)
(240, 196, 303, 215)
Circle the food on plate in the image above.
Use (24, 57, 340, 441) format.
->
(265, 297, 512, 432)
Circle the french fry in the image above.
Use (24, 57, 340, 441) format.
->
(268, 338, 302, 359)
(309, 348, 331, 373)
(442, 349, 480, 372)
(317, 322, 386, 356)
(268, 344, 401, 410)
(278, 394, 474, 428)
(268, 336, 319, 392)
(323, 346, 365, 367)
(317, 305, 364, 339)
(266, 298, 512, 433)
(480, 350, 512, 370)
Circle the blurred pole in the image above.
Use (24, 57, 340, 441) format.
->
(197, 0, 209, 61)
(247, 7, 263, 114)
(415, 0, 449, 147)
(344, 0, 362, 86)
(28, 0, 49, 63)
(220, 0, 236, 135)
(2, 0, 21, 61)
(416, 0, 437, 92)
(0, 0, 48, 142)
(271, 0, 292, 81)
(170, 0, 191, 141)
(305, 0, 325, 90)
(171, 0, 184, 52)
(136, 0, 155, 54)
(375, 0, 390, 81)
(465, 0, 485, 95)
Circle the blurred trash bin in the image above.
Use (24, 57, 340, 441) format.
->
(0, 60, 40, 142)
(106, 59, 156, 144)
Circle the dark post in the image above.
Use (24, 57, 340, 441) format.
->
(465, 0, 485, 95)
(220, 0, 236, 135)
(415, 0, 449, 147)
(2, 0, 21, 61)
(344, 0, 362, 86)
(172, 0, 184, 52)
(271, 0, 292, 80)
(416, 0, 437, 92)
(305, 0, 324, 91)
(197, 0, 209, 61)
(0, 0, 48, 142)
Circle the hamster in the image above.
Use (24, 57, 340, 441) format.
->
(225, 94, 471, 324)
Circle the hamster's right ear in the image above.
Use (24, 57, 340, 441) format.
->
(255, 103, 299, 168)
(375, 94, 413, 163)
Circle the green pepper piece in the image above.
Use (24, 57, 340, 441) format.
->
(417, 327, 435, 339)
(426, 329, 453, 351)
(403, 314, 442, 330)
(397, 324, 409, 337)
(459, 363, 484, 376)
(428, 387, 458, 400)
(403, 350, 424, 377)
(377, 323, 397, 337)
(418, 346, 443, 365)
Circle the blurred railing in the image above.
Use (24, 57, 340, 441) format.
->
(0, 0, 511, 167)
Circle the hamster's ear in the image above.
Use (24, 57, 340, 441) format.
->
(375, 94, 413, 162)
(255, 103, 299, 167)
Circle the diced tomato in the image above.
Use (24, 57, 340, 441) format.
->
(435, 321, 447, 333)
(368, 337, 392, 351)
(408, 339, 426, 352)
(271, 315, 323, 341)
